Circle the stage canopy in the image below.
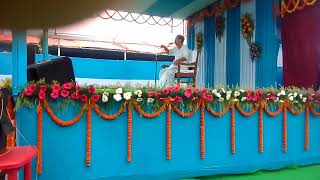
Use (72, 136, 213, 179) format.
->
(0, 0, 217, 28)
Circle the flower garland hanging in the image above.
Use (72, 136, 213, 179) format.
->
(249, 42, 261, 61)
(241, 13, 254, 44)
(215, 15, 225, 42)
(196, 32, 203, 50)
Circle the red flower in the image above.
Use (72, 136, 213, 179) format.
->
(71, 92, 80, 100)
(202, 88, 208, 94)
(38, 91, 46, 100)
(194, 88, 200, 94)
(80, 94, 88, 102)
(206, 95, 213, 101)
(60, 90, 70, 98)
(167, 86, 175, 92)
(75, 85, 81, 92)
(252, 95, 258, 102)
(62, 82, 73, 90)
(308, 96, 314, 101)
(174, 96, 183, 103)
(50, 91, 59, 99)
(90, 94, 100, 102)
(52, 83, 61, 92)
(184, 88, 193, 98)
(192, 97, 198, 102)
(147, 91, 154, 97)
(155, 92, 161, 98)
(173, 85, 181, 92)
(39, 85, 47, 92)
(23, 88, 34, 96)
(88, 86, 96, 94)
(201, 92, 207, 99)
(28, 84, 36, 91)
(162, 89, 170, 95)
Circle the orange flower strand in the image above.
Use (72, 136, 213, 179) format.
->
(231, 104, 236, 155)
(259, 105, 263, 153)
(206, 103, 230, 117)
(286, 103, 304, 115)
(127, 102, 133, 162)
(93, 103, 125, 120)
(133, 102, 166, 118)
(37, 102, 43, 174)
(200, 101, 205, 159)
(173, 102, 200, 118)
(305, 104, 310, 151)
(6, 95, 15, 148)
(236, 103, 259, 117)
(310, 106, 320, 116)
(45, 103, 85, 126)
(166, 103, 172, 160)
(283, 104, 288, 153)
(264, 104, 284, 117)
(86, 104, 92, 166)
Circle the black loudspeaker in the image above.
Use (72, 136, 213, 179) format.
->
(27, 45, 38, 66)
(27, 57, 75, 84)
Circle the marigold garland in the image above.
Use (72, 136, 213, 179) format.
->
(305, 104, 310, 151)
(310, 106, 320, 116)
(283, 103, 288, 153)
(127, 102, 133, 162)
(86, 104, 92, 166)
(166, 103, 172, 160)
(6, 95, 15, 148)
(93, 103, 125, 120)
(200, 101, 205, 159)
(259, 105, 263, 153)
(236, 103, 259, 116)
(287, 103, 304, 115)
(206, 103, 230, 117)
(231, 104, 236, 155)
(173, 102, 200, 118)
(281, 0, 318, 17)
(134, 102, 167, 118)
(37, 101, 43, 174)
(45, 103, 85, 126)
(264, 104, 284, 117)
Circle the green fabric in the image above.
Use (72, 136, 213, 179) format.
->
(182, 164, 320, 180)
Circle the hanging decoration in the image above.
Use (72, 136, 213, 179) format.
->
(241, 13, 254, 45)
(215, 15, 226, 42)
(280, 0, 318, 18)
(249, 42, 262, 61)
(16, 80, 320, 174)
(187, 0, 251, 27)
(196, 32, 204, 50)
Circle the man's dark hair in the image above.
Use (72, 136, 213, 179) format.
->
(176, 35, 185, 44)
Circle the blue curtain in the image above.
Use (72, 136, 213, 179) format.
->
(255, 0, 279, 87)
(204, 16, 215, 87)
(187, 25, 195, 50)
(226, 6, 240, 86)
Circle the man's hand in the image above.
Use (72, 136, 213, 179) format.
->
(161, 45, 169, 54)
(174, 59, 180, 65)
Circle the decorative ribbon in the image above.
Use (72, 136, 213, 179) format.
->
(86, 104, 92, 166)
(127, 102, 133, 162)
(166, 103, 172, 160)
(200, 101, 205, 159)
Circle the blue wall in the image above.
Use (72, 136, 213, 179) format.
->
(0, 52, 170, 80)
(16, 105, 320, 180)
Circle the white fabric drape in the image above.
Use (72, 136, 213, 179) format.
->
(194, 21, 205, 88)
(240, 0, 256, 88)
(214, 12, 227, 86)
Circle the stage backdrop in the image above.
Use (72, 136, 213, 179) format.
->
(188, 0, 279, 88)
(281, 3, 320, 89)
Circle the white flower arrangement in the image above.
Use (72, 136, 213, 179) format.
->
(123, 92, 132, 100)
(234, 91, 241, 97)
(113, 94, 122, 102)
(115, 88, 123, 94)
(147, 98, 155, 103)
(102, 92, 109, 103)
(302, 97, 307, 102)
(219, 97, 224, 102)
(241, 97, 247, 101)
(134, 90, 143, 97)
(136, 98, 143, 102)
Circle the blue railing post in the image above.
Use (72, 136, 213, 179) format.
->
(12, 30, 27, 95)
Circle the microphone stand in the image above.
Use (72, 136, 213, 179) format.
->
(154, 54, 158, 89)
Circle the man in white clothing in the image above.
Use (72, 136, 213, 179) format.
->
(159, 35, 190, 88)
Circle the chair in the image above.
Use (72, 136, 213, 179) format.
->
(175, 50, 200, 86)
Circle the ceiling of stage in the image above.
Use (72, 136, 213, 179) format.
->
(0, 0, 217, 29)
